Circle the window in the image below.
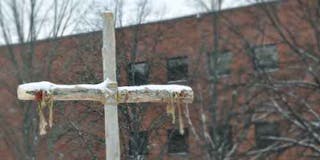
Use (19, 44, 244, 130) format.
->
(167, 128, 188, 154)
(167, 57, 188, 82)
(128, 62, 149, 85)
(129, 131, 148, 156)
(253, 44, 279, 71)
(209, 52, 232, 77)
(209, 124, 233, 150)
(255, 122, 279, 149)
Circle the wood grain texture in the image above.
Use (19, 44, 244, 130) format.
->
(17, 81, 194, 104)
(102, 11, 120, 160)
(118, 85, 193, 103)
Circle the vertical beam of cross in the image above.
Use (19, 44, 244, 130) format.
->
(102, 12, 120, 160)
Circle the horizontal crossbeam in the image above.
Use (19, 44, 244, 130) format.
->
(17, 80, 194, 104)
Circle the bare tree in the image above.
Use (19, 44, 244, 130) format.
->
(249, 1, 320, 159)
(183, 1, 247, 159)
(0, 0, 96, 159)
(220, 0, 320, 159)
(111, 1, 165, 159)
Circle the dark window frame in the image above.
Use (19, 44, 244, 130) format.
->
(167, 128, 189, 154)
(167, 56, 188, 83)
(208, 124, 233, 150)
(129, 130, 149, 156)
(128, 61, 150, 85)
(208, 51, 233, 77)
(252, 44, 279, 72)
(255, 121, 280, 149)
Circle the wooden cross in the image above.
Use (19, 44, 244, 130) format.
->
(17, 11, 193, 160)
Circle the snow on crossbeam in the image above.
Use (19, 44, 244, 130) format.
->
(17, 80, 194, 104)
(118, 85, 193, 103)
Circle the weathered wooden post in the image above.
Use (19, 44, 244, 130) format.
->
(102, 12, 120, 160)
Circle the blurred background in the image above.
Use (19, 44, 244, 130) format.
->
(1, 0, 320, 159)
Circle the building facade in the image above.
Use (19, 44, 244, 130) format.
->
(1, 0, 320, 159)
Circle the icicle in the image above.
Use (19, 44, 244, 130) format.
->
(166, 92, 185, 135)
(177, 100, 184, 135)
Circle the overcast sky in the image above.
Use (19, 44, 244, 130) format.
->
(92, 0, 254, 26)
(150, 0, 252, 19)
(0, 0, 256, 44)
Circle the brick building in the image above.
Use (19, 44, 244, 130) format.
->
(1, 0, 320, 159)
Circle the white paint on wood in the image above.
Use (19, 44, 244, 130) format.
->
(17, 81, 193, 104)
(102, 11, 120, 160)
(118, 85, 193, 103)
(17, 80, 114, 102)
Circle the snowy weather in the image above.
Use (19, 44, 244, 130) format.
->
(0, 0, 319, 160)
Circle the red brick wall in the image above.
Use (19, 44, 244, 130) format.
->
(0, 0, 318, 159)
